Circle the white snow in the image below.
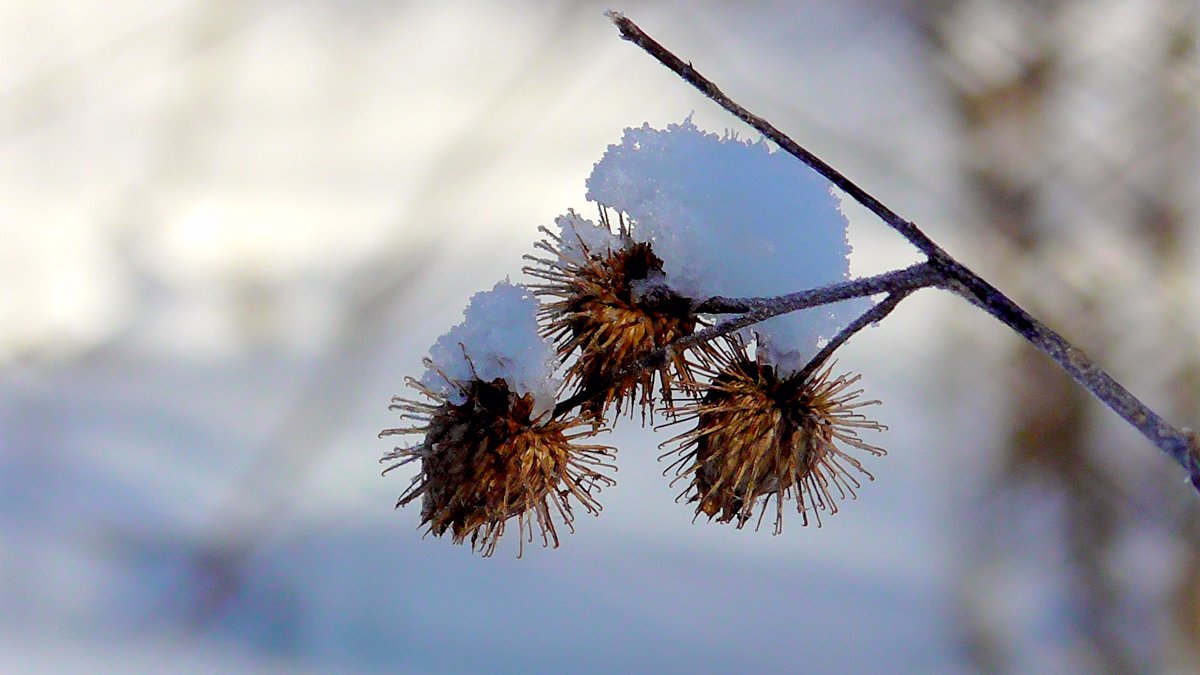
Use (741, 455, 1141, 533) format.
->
(553, 209, 622, 264)
(586, 118, 860, 374)
(420, 280, 560, 418)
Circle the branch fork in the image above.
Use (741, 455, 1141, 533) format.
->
(594, 11, 1200, 490)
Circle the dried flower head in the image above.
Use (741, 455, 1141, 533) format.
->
(524, 210, 703, 420)
(381, 363, 615, 556)
(661, 339, 886, 533)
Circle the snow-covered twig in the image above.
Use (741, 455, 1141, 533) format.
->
(606, 11, 1200, 489)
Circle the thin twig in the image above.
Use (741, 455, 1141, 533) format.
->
(694, 261, 937, 314)
(552, 264, 939, 418)
(606, 11, 1200, 488)
(796, 290, 912, 383)
(606, 11, 944, 260)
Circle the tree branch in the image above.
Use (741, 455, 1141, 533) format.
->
(606, 11, 1200, 489)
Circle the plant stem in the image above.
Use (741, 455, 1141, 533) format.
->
(606, 11, 944, 260)
(796, 290, 912, 383)
(552, 265, 938, 418)
(606, 11, 1200, 488)
(694, 262, 937, 314)
(676, 268, 931, 355)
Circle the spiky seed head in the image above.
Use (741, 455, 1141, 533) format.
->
(380, 364, 615, 556)
(661, 339, 886, 533)
(524, 212, 704, 422)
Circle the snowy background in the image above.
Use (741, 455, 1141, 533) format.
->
(1, 1, 1197, 673)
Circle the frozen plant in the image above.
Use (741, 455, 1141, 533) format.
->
(380, 13, 1200, 556)
(388, 118, 889, 551)
(419, 280, 560, 419)
(524, 207, 703, 421)
(381, 281, 616, 556)
(586, 116, 861, 373)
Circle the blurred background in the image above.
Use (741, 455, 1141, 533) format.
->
(0, 0, 1196, 672)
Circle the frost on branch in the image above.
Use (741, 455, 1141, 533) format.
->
(586, 117, 860, 374)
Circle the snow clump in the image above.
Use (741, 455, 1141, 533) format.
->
(421, 280, 560, 418)
(552, 209, 622, 264)
(586, 117, 859, 375)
